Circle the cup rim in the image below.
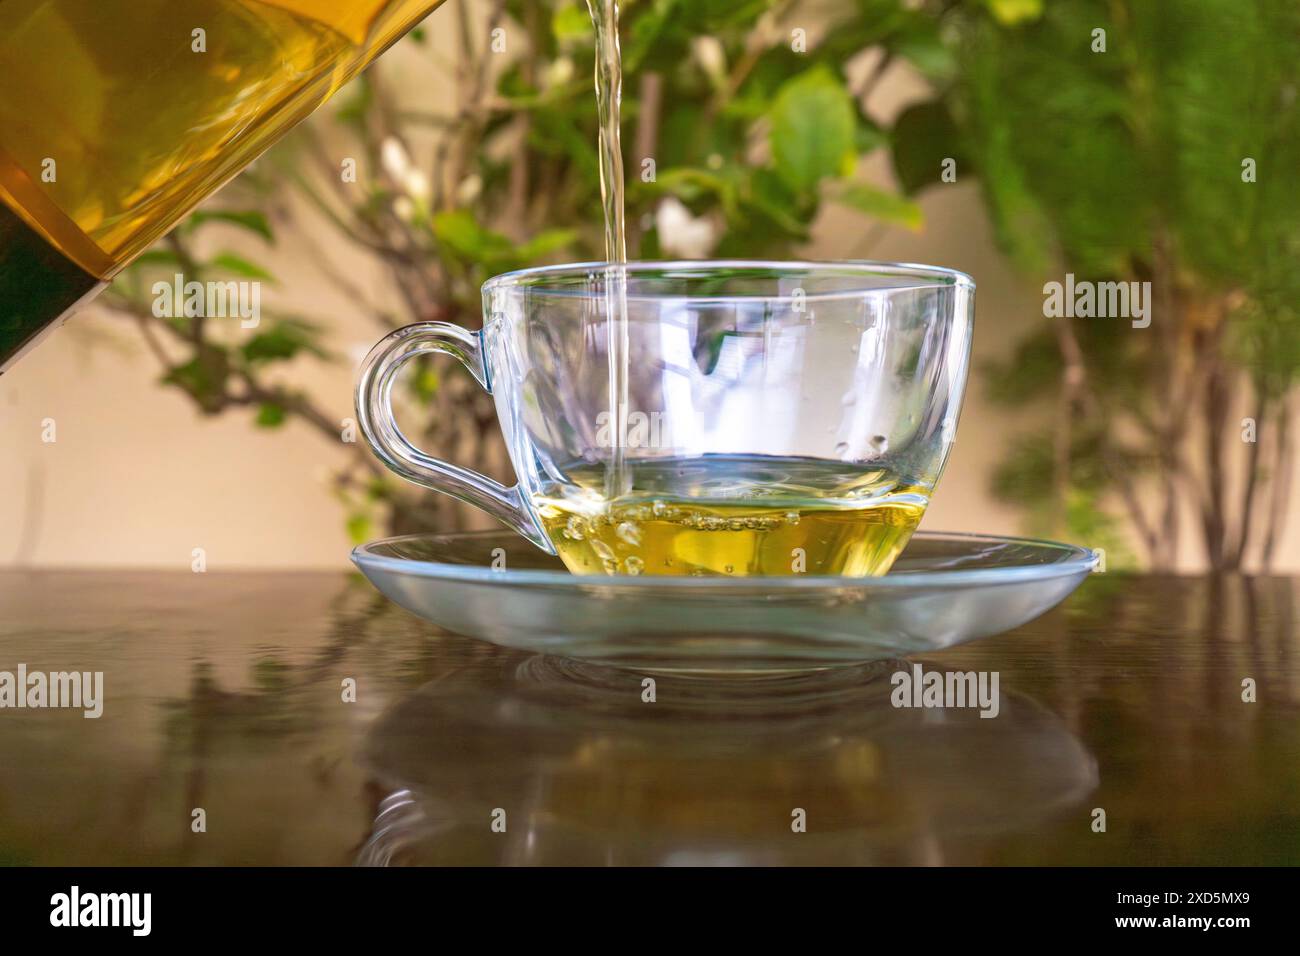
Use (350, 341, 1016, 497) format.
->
(481, 259, 976, 302)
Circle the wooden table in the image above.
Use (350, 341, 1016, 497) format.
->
(0, 571, 1296, 865)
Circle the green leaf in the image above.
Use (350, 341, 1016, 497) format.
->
(890, 100, 967, 195)
(346, 513, 373, 545)
(742, 167, 814, 239)
(981, 325, 1063, 404)
(411, 365, 439, 402)
(656, 167, 734, 205)
(255, 403, 287, 428)
(835, 183, 924, 231)
(517, 228, 578, 261)
(431, 210, 513, 260)
(335, 74, 373, 130)
(160, 350, 230, 414)
(854, 117, 888, 156)
(893, 23, 956, 81)
(552, 4, 592, 43)
(677, 0, 769, 31)
(768, 66, 858, 193)
(365, 476, 391, 502)
(983, 0, 1044, 27)
(241, 322, 323, 364)
(186, 210, 274, 244)
(208, 252, 275, 282)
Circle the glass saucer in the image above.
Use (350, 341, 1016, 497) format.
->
(352, 531, 1097, 672)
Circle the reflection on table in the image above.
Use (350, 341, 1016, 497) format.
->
(0, 571, 1295, 865)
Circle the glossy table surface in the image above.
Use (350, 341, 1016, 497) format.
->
(0, 570, 1296, 865)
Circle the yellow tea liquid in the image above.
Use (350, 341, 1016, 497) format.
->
(534, 456, 927, 578)
(0, 0, 444, 366)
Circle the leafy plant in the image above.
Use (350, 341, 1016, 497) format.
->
(892, 0, 1300, 569)
(99, 0, 1296, 570)
(99, 0, 937, 540)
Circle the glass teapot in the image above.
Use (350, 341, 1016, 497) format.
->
(0, 0, 447, 371)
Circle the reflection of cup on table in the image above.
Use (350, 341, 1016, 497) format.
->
(358, 657, 1095, 866)
(357, 261, 974, 577)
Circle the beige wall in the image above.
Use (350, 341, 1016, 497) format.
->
(2, 52, 1296, 572)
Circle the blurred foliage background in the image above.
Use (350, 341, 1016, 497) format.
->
(96, 0, 1299, 571)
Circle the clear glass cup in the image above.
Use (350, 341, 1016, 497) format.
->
(356, 261, 974, 577)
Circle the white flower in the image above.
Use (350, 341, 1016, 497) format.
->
(380, 137, 411, 182)
(656, 197, 716, 259)
(381, 137, 430, 202)
(546, 56, 575, 89)
(405, 169, 431, 203)
(456, 174, 483, 205)
(691, 36, 726, 83)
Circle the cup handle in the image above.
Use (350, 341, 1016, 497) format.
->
(355, 322, 552, 552)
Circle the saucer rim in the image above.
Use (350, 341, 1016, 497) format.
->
(352, 530, 1099, 590)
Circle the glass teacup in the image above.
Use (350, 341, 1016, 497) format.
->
(356, 261, 974, 577)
